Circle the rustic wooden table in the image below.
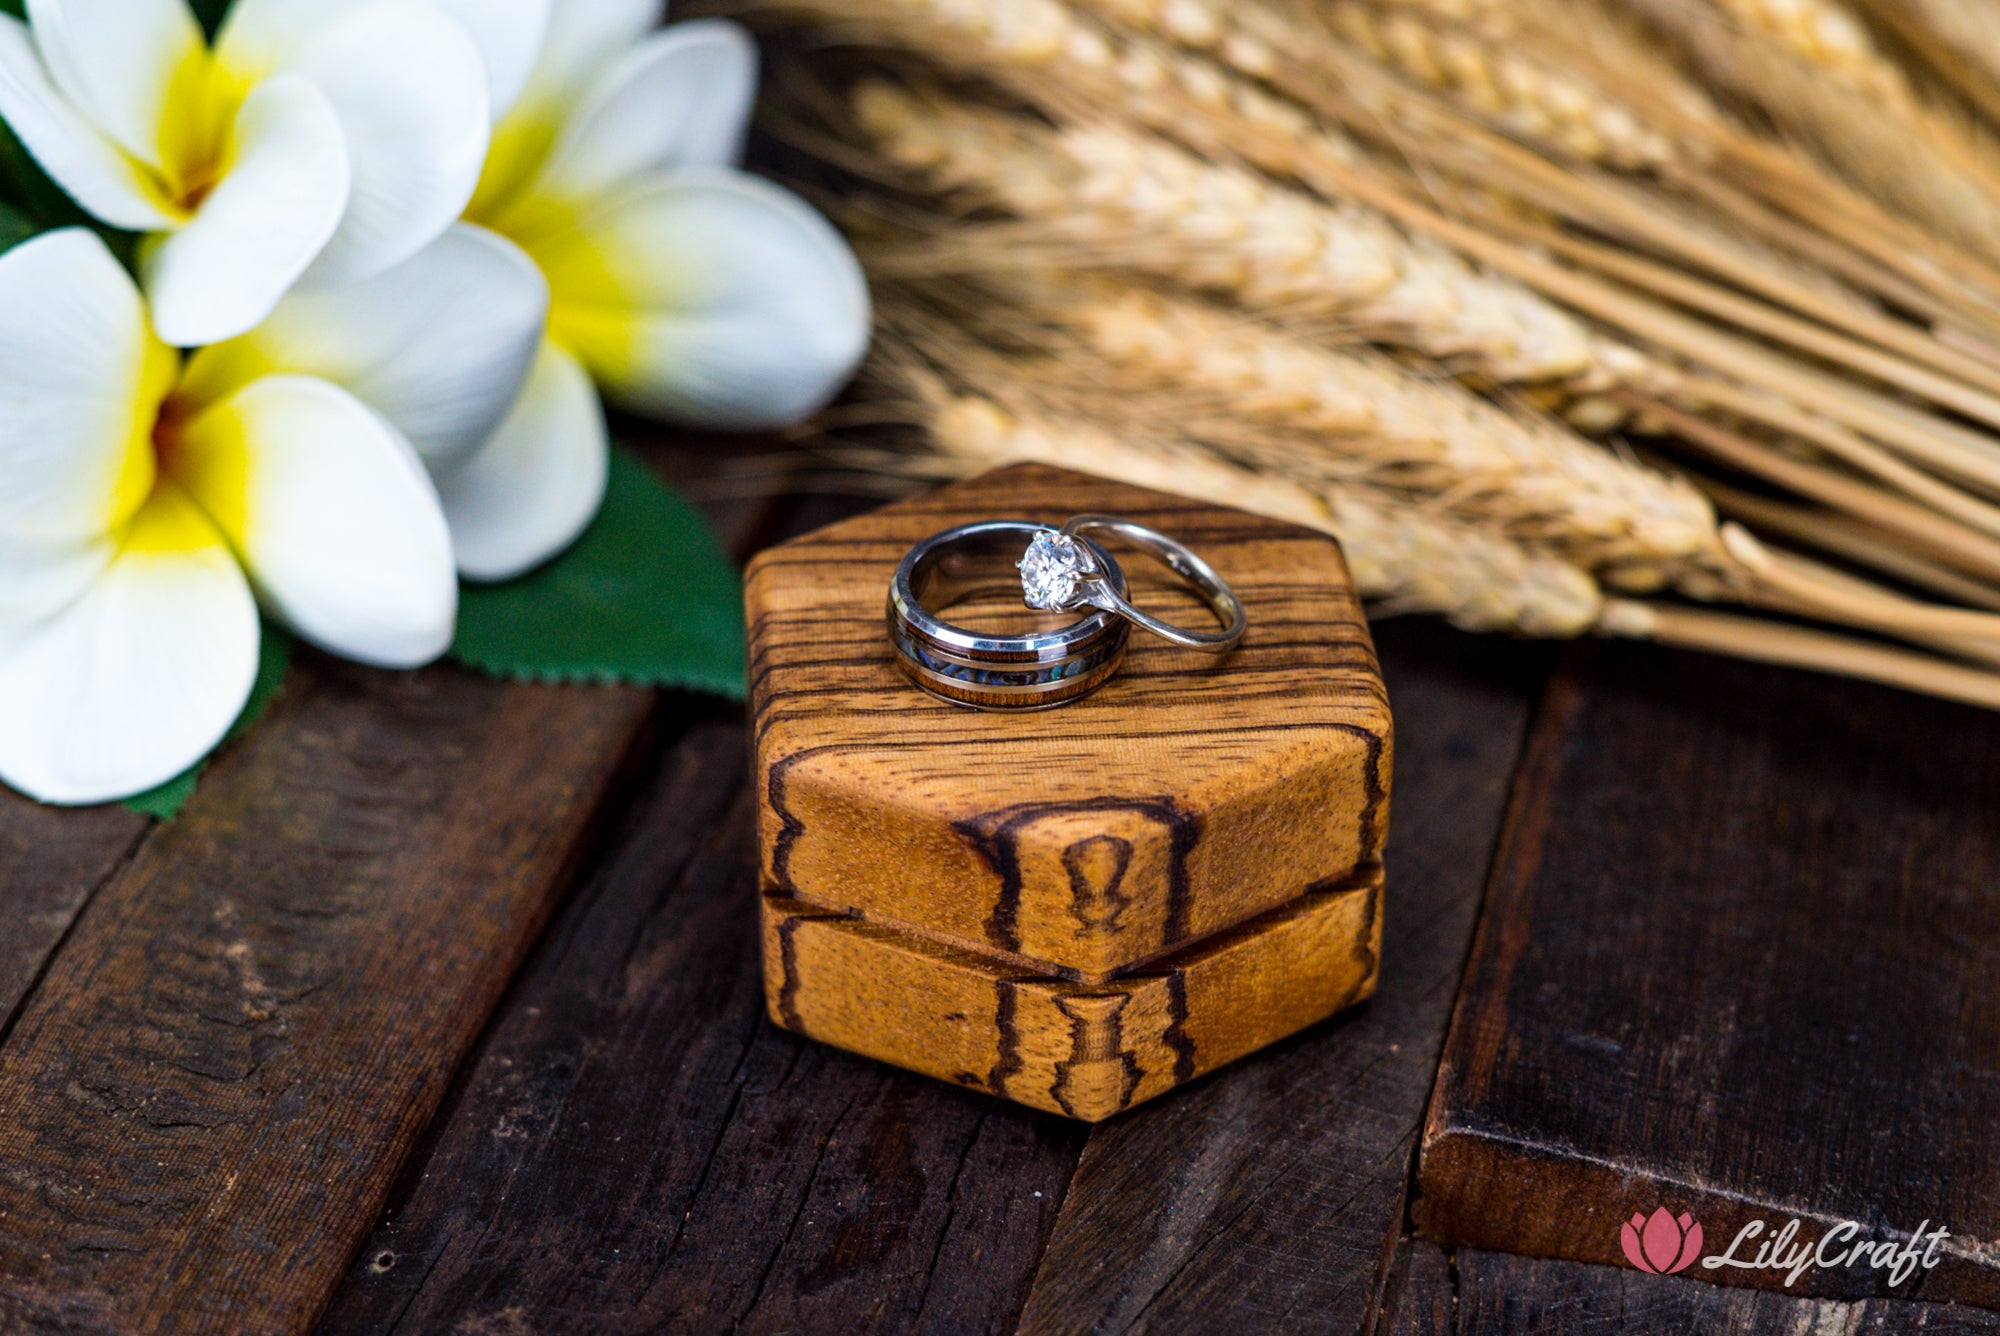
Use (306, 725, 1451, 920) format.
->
(2, 435, 1997, 1335)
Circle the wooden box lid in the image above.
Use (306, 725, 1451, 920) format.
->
(745, 463, 1392, 982)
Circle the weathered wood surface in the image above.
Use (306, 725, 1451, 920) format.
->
(1415, 641, 2000, 1307)
(766, 862, 1382, 1121)
(0, 660, 655, 1336)
(0, 799, 147, 1035)
(1011, 624, 1548, 1336)
(749, 462, 1392, 983)
(1384, 1245, 2000, 1334)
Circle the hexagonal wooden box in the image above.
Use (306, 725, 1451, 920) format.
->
(745, 463, 1393, 1120)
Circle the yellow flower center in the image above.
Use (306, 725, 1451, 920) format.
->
(105, 345, 245, 557)
(153, 48, 250, 219)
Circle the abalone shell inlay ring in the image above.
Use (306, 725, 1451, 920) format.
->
(889, 520, 1131, 710)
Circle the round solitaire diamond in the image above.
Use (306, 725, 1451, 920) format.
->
(1019, 529, 1087, 609)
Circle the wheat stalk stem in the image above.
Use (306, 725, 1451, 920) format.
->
(1633, 398, 2000, 585)
(1698, 477, 2000, 613)
(1609, 601, 2000, 710)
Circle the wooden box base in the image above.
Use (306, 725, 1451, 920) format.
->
(763, 862, 1383, 1121)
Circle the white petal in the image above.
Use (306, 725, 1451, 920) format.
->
(220, 0, 548, 115)
(546, 171, 871, 428)
(180, 224, 547, 469)
(25, 0, 201, 166)
(430, 0, 550, 116)
(0, 17, 174, 228)
(174, 375, 457, 668)
(537, 20, 756, 202)
(0, 533, 112, 627)
(524, 0, 664, 106)
(0, 228, 174, 546)
(436, 341, 607, 581)
(210, 0, 344, 57)
(0, 483, 258, 806)
(280, 3, 492, 286)
(142, 73, 349, 347)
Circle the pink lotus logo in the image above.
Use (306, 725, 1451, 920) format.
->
(1622, 1207, 1705, 1275)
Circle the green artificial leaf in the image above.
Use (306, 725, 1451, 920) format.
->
(0, 201, 36, 256)
(451, 448, 747, 698)
(125, 625, 293, 820)
(189, 0, 232, 39)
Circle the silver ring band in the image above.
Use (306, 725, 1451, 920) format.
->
(889, 521, 1131, 709)
(1030, 515, 1248, 652)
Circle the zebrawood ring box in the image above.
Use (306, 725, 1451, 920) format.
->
(746, 464, 1392, 1121)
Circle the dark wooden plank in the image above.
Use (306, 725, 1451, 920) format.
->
(0, 799, 147, 1033)
(1010, 622, 1550, 1335)
(314, 714, 1088, 1336)
(0, 656, 655, 1335)
(1383, 1245, 2000, 1334)
(1415, 641, 2000, 1307)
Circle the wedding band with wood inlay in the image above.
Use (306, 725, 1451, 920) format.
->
(1026, 515, 1248, 653)
(889, 520, 1131, 710)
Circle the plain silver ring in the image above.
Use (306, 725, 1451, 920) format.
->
(1032, 515, 1247, 653)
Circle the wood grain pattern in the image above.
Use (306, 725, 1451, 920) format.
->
(766, 863, 1382, 1122)
(748, 463, 1392, 983)
(1384, 1245, 2000, 1334)
(1012, 623, 1549, 1335)
(0, 657, 653, 1335)
(1416, 641, 2000, 1307)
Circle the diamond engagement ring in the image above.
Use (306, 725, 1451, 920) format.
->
(1020, 515, 1247, 652)
(888, 516, 1246, 710)
(889, 520, 1133, 710)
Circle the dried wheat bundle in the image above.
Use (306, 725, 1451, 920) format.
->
(1326, 0, 1692, 173)
(850, 78, 1600, 385)
(1322, 0, 2000, 301)
(866, 338, 2000, 705)
(752, 0, 2000, 497)
(1069, 0, 2000, 400)
(894, 275, 1721, 582)
(1849, 0, 2000, 129)
(1310, 0, 2000, 330)
(744, 0, 1660, 394)
(832, 63, 2000, 573)
(743, 0, 2000, 706)
(847, 73, 2000, 536)
(995, 0, 2000, 555)
(1609, 0, 2000, 270)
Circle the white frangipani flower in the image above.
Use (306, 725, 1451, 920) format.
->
(0, 223, 549, 805)
(464, 0, 871, 458)
(0, 0, 547, 346)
